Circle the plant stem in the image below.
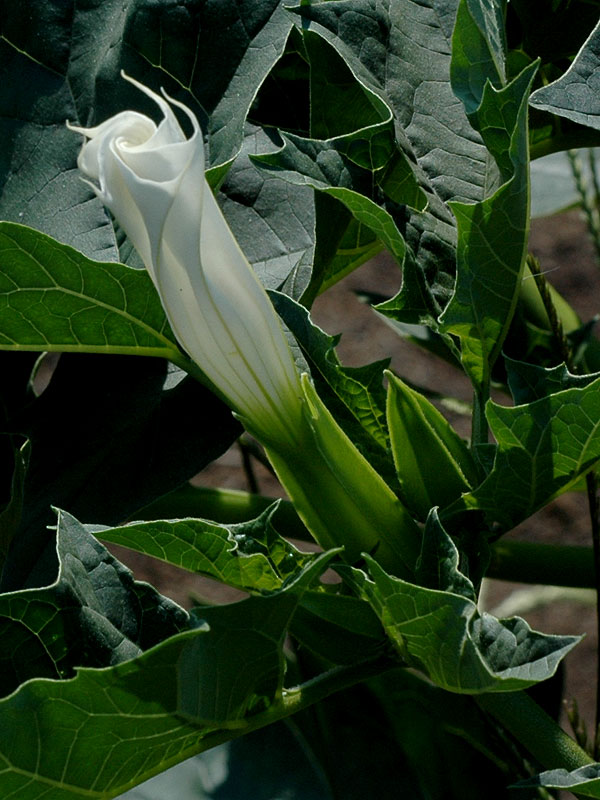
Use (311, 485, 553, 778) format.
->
(476, 691, 594, 772)
(526, 254, 571, 365)
(488, 539, 596, 588)
(204, 657, 394, 748)
(587, 469, 600, 758)
(238, 436, 260, 494)
(471, 389, 487, 444)
(471, 388, 489, 479)
(568, 149, 600, 264)
(588, 149, 600, 217)
(131, 483, 314, 541)
(530, 131, 600, 162)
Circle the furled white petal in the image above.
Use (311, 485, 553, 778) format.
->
(69, 74, 303, 443)
(157, 171, 303, 438)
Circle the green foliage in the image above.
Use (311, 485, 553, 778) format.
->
(386, 373, 476, 518)
(445, 375, 600, 530)
(441, 14, 537, 391)
(516, 763, 600, 796)
(98, 506, 314, 594)
(0, 509, 339, 797)
(350, 555, 579, 694)
(0, 223, 178, 358)
(530, 17, 600, 132)
(2, 0, 600, 797)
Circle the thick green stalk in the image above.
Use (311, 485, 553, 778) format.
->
(258, 375, 422, 580)
(477, 691, 594, 772)
(529, 130, 600, 161)
(488, 540, 595, 588)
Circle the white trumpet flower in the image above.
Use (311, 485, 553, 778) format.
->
(68, 73, 303, 445)
(68, 74, 421, 579)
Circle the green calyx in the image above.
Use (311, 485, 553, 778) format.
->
(257, 375, 421, 580)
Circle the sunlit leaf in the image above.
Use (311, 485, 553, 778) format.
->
(351, 556, 579, 694)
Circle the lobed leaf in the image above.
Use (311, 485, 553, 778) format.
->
(97, 505, 314, 595)
(530, 17, 600, 132)
(0, 509, 188, 698)
(415, 509, 478, 601)
(254, 132, 419, 248)
(444, 375, 600, 531)
(440, 55, 538, 392)
(351, 556, 579, 694)
(505, 355, 600, 405)
(216, 124, 316, 300)
(0, 2, 307, 291)
(451, 0, 507, 117)
(0, 525, 338, 798)
(292, 0, 493, 319)
(515, 764, 600, 797)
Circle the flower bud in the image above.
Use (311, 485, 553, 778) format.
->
(68, 73, 303, 445)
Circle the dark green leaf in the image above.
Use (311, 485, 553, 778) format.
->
(292, 0, 493, 318)
(515, 763, 600, 797)
(310, 194, 381, 301)
(0, 509, 188, 698)
(530, 18, 600, 131)
(505, 355, 600, 404)
(0, 39, 118, 261)
(270, 291, 397, 486)
(98, 505, 314, 594)
(305, 29, 388, 141)
(444, 375, 600, 531)
(0, 546, 337, 798)
(415, 509, 477, 601)
(451, 0, 507, 116)
(255, 130, 434, 322)
(0, 223, 179, 359)
(352, 556, 579, 693)
(440, 63, 538, 391)
(0, 2, 304, 291)
(254, 131, 421, 233)
(218, 125, 315, 300)
(291, 0, 485, 197)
